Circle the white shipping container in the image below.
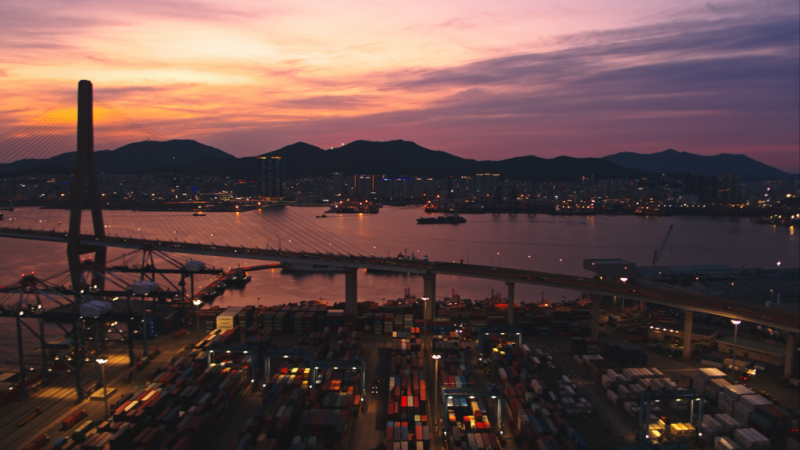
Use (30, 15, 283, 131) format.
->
(718, 392, 737, 416)
(699, 367, 727, 380)
(703, 414, 723, 430)
(734, 428, 757, 449)
(715, 436, 741, 450)
(737, 394, 771, 411)
(723, 384, 755, 400)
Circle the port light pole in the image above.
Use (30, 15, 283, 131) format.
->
(730, 320, 741, 382)
(96, 356, 109, 418)
(432, 354, 441, 432)
(421, 297, 429, 351)
(193, 299, 203, 338)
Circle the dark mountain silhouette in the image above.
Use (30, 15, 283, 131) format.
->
(603, 149, 794, 182)
(0, 139, 235, 175)
(8, 139, 788, 182)
(254, 140, 642, 181)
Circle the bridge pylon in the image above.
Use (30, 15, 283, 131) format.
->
(67, 80, 107, 293)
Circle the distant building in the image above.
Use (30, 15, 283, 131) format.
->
(683, 173, 722, 204)
(257, 156, 285, 197)
(475, 173, 499, 198)
(332, 172, 344, 197)
(719, 174, 741, 205)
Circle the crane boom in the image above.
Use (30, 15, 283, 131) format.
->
(653, 225, 673, 266)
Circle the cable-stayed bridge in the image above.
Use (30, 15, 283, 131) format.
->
(0, 81, 797, 379)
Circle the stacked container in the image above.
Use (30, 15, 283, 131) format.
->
(385, 329, 431, 450)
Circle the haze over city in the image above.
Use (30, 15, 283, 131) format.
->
(1, 0, 798, 172)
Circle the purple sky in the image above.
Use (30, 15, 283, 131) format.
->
(0, 0, 798, 171)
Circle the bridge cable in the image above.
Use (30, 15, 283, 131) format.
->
(0, 103, 78, 164)
(0, 95, 75, 163)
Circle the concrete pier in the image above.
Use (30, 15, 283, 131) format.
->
(592, 295, 600, 340)
(506, 282, 515, 327)
(786, 332, 796, 379)
(683, 311, 693, 359)
(345, 268, 358, 319)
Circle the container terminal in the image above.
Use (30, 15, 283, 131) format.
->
(1, 80, 798, 450)
(1, 276, 798, 450)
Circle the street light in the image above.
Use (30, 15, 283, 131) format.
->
(193, 299, 203, 338)
(432, 354, 441, 432)
(421, 297, 430, 351)
(559, 258, 563, 274)
(730, 320, 741, 382)
(96, 356, 109, 418)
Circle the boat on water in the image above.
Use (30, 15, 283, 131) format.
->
(225, 268, 251, 288)
(417, 211, 466, 224)
(193, 211, 206, 216)
(282, 262, 344, 273)
(316, 214, 328, 218)
(325, 200, 380, 214)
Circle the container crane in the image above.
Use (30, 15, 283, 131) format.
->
(653, 225, 673, 266)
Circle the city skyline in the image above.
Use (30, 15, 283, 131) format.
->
(1, 0, 798, 172)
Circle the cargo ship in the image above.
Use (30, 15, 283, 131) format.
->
(416, 211, 466, 224)
(325, 200, 379, 214)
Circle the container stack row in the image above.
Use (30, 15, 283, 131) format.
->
(386, 329, 431, 450)
(692, 367, 795, 445)
(436, 334, 502, 450)
(487, 341, 589, 450)
(52, 340, 251, 450)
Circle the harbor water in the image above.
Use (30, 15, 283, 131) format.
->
(0, 205, 797, 364)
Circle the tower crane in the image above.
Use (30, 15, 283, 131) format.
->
(653, 225, 673, 266)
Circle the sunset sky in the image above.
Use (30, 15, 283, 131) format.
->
(1, 0, 798, 171)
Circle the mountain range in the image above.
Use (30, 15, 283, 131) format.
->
(0, 139, 793, 182)
(603, 149, 794, 182)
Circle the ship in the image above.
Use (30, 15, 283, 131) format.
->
(417, 211, 466, 224)
(224, 268, 251, 288)
(193, 211, 206, 216)
(325, 200, 379, 214)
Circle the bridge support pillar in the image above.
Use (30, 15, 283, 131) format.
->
(785, 333, 796, 379)
(506, 282, 515, 327)
(683, 311, 693, 359)
(423, 273, 436, 314)
(591, 295, 600, 340)
(345, 268, 358, 320)
(67, 80, 106, 292)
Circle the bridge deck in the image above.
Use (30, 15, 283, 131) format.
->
(2, 227, 798, 333)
